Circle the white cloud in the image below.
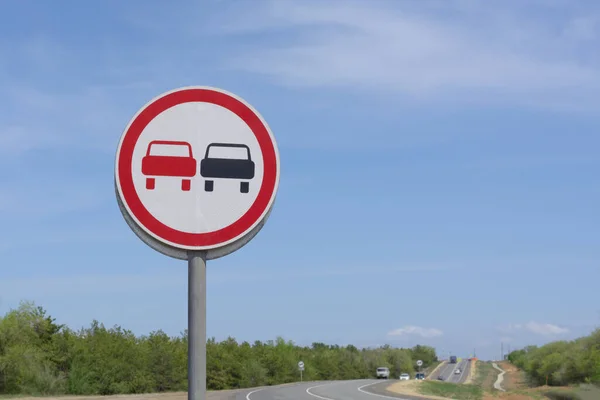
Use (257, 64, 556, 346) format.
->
(387, 325, 444, 338)
(216, 0, 600, 112)
(523, 321, 570, 336)
(500, 321, 570, 336)
(0, 263, 449, 300)
(0, 33, 159, 159)
(0, 182, 109, 220)
(209, 264, 455, 284)
(0, 82, 152, 157)
(0, 263, 454, 302)
(0, 272, 183, 301)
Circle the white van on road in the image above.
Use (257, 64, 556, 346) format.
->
(376, 367, 390, 379)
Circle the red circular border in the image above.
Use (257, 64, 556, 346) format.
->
(117, 88, 278, 248)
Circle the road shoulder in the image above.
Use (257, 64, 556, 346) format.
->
(365, 380, 444, 400)
(425, 362, 446, 381)
(462, 360, 475, 384)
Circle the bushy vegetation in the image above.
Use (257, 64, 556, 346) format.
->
(0, 301, 438, 396)
(508, 328, 600, 387)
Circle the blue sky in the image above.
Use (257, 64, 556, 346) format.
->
(0, 0, 599, 361)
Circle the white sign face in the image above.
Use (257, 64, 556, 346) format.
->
(416, 360, 423, 366)
(115, 86, 280, 255)
(298, 361, 304, 368)
(132, 103, 264, 233)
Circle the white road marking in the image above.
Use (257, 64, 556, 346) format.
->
(456, 361, 468, 383)
(357, 381, 413, 400)
(306, 382, 341, 400)
(445, 361, 460, 381)
(246, 387, 265, 400)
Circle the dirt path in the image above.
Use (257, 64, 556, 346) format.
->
(496, 361, 529, 391)
(492, 363, 506, 392)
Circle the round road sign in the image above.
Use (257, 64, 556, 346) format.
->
(115, 86, 280, 260)
(416, 360, 423, 366)
(298, 361, 304, 368)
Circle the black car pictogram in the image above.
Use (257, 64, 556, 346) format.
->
(200, 143, 255, 193)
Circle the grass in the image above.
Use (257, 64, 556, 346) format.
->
(418, 381, 483, 400)
(471, 361, 498, 392)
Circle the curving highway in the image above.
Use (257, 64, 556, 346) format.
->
(236, 362, 473, 400)
(241, 379, 429, 400)
(432, 359, 471, 383)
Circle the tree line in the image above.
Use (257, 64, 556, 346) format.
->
(0, 301, 438, 396)
(508, 327, 600, 386)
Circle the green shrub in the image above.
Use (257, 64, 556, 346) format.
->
(0, 300, 440, 396)
(507, 328, 600, 387)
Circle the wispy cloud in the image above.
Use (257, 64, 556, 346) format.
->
(0, 178, 123, 252)
(500, 321, 570, 336)
(0, 272, 183, 300)
(387, 325, 444, 338)
(0, 82, 152, 157)
(215, 0, 600, 112)
(0, 263, 452, 301)
(0, 33, 157, 159)
(0, 182, 109, 220)
(209, 264, 455, 284)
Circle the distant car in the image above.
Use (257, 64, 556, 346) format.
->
(376, 367, 390, 379)
(399, 373, 410, 380)
(415, 373, 425, 380)
(437, 375, 444, 380)
(455, 369, 461, 374)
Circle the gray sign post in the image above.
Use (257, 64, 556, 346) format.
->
(115, 86, 281, 400)
(188, 252, 207, 398)
(298, 361, 305, 382)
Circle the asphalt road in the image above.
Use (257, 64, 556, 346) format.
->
(451, 360, 471, 384)
(241, 379, 431, 400)
(433, 360, 470, 383)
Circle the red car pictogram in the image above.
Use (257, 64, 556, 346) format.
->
(141, 140, 197, 191)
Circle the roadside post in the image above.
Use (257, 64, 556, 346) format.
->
(298, 361, 305, 381)
(114, 86, 280, 400)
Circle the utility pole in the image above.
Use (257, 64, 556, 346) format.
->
(501, 342, 504, 361)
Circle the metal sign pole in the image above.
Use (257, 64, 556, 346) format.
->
(301, 370, 303, 382)
(115, 86, 280, 400)
(188, 251, 207, 400)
